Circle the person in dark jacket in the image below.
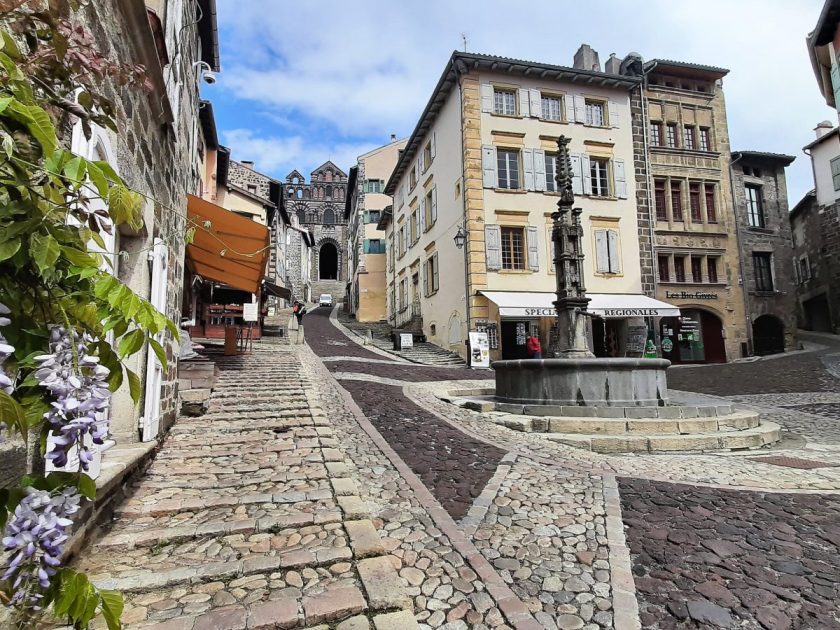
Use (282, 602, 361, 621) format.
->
(292, 300, 306, 326)
(526, 334, 542, 359)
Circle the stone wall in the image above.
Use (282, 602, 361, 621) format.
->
(731, 157, 797, 351)
(630, 87, 655, 295)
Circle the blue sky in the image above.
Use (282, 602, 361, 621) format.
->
(204, 0, 829, 204)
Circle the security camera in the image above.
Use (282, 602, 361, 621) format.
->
(202, 70, 217, 85)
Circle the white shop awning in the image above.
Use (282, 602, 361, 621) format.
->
(479, 291, 681, 319)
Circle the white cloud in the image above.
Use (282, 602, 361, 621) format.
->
(215, 0, 830, 201)
(222, 129, 377, 180)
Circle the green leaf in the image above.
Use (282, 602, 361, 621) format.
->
(126, 368, 141, 404)
(0, 130, 12, 158)
(30, 231, 60, 274)
(100, 589, 124, 630)
(117, 329, 145, 358)
(62, 246, 99, 267)
(0, 31, 21, 59)
(86, 162, 109, 198)
(93, 160, 120, 184)
(149, 337, 167, 371)
(0, 391, 27, 443)
(0, 96, 12, 113)
(63, 156, 87, 184)
(7, 101, 57, 155)
(0, 237, 21, 261)
(78, 474, 97, 500)
(107, 184, 143, 230)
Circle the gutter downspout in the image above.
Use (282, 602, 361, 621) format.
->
(728, 152, 753, 356)
(456, 64, 472, 362)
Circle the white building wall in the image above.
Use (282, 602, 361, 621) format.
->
(811, 133, 840, 207)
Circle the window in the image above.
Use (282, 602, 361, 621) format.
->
(707, 258, 718, 283)
(398, 226, 406, 257)
(323, 208, 335, 224)
(494, 88, 517, 116)
(594, 229, 621, 274)
(674, 256, 686, 282)
(658, 255, 670, 282)
(689, 183, 702, 222)
(799, 256, 811, 283)
(655, 179, 668, 221)
(367, 210, 381, 224)
(409, 166, 417, 190)
(325, 185, 333, 199)
(590, 157, 610, 197)
(666, 124, 678, 148)
(364, 239, 385, 254)
(671, 181, 683, 221)
(753, 252, 773, 291)
(424, 189, 435, 230)
(410, 210, 418, 243)
(248, 184, 258, 194)
(585, 99, 606, 126)
(753, 168, 762, 178)
(691, 256, 703, 283)
(545, 153, 558, 192)
(699, 128, 711, 152)
(364, 179, 383, 193)
(746, 184, 764, 227)
(831, 157, 840, 191)
(649, 122, 663, 147)
(684, 126, 696, 150)
(424, 253, 439, 295)
(497, 149, 521, 189)
(541, 95, 562, 121)
(705, 184, 717, 223)
(500, 226, 525, 270)
(423, 141, 433, 169)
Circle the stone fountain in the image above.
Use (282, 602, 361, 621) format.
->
(493, 136, 670, 409)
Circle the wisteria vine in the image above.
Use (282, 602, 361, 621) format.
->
(0, 303, 13, 443)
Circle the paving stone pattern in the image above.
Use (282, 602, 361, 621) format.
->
(71, 343, 412, 629)
(619, 477, 840, 630)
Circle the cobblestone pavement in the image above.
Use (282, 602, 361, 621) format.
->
(72, 342, 416, 629)
(619, 478, 840, 629)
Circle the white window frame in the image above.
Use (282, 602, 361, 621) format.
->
(497, 148, 521, 190)
(590, 157, 610, 197)
(584, 99, 606, 126)
(541, 94, 562, 121)
(493, 88, 517, 116)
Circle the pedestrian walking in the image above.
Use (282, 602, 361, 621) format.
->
(292, 300, 306, 326)
(526, 333, 542, 359)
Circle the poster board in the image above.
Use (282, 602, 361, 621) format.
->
(400, 333, 414, 349)
(242, 302, 259, 322)
(625, 325, 648, 357)
(469, 331, 490, 368)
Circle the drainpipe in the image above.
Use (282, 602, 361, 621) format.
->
(456, 66, 472, 357)
(728, 151, 754, 356)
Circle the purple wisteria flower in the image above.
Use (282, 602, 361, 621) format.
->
(35, 326, 110, 470)
(0, 302, 14, 443)
(2, 487, 80, 610)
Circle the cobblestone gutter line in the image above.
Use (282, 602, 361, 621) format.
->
(459, 453, 517, 536)
(301, 343, 543, 630)
(601, 475, 640, 630)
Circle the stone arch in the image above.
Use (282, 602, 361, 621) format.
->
(323, 206, 336, 224)
(289, 201, 308, 225)
(317, 237, 341, 280)
(753, 314, 785, 356)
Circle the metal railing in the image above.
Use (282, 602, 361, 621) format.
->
(395, 298, 421, 329)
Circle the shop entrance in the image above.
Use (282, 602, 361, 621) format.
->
(592, 319, 625, 358)
(803, 294, 832, 332)
(752, 315, 785, 355)
(660, 309, 726, 364)
(501, 320, 533, 360)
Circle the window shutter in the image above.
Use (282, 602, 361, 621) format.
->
(570, 154, 583, 195)
(518, 89, 530, 117)
(534, 150, 547, 192)
(574, 95, 586, 123)
(431, 132, 436, 159)
(581, 154, 592, 195)
(614, 158, 627, 199)
(565, 95, 576, 122)
(419, 196, 426, 233)
(523, 149, 535, 191)
(431, 186, 438, 224)
(482, 145, 497, 188)
(526, 226, 539, 271)
(608, 101, 619, 128)
(481, 84, 494, 113)
(433, 253, 439, 291)
(548, 227, 556, 273)
(793, 258, 800, 285)
(529, 89, 541, 117)
(607, 230, 621, 273)
(422, 259, 428, 296)
(418, 151, 425, 174)
(594, 229, 610, 273)
(485, 224, 502, 271)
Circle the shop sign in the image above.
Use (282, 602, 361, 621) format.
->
(665, 291, 718, 300)
(468, 331, 491, 368)
(661, 338, 674, 353)
(523, 307, 556, 317)
(600, 308, 660, 317)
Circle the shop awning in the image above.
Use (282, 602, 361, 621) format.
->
(479, 291, 681, 319)
(263, 281, 292, 300)
(186, 194, 270, 293)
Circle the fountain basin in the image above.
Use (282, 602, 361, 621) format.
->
(493, 358, 670, 408)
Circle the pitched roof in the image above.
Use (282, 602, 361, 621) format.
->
(312, 160, 347, 177)
(803, 127, 839, 150)
(790, 189, 817, 220)
(645, 59, 729, 78)
(385, 50, 642, 195)
(811, 0, 840, 46)
(731, 150, 795, 165)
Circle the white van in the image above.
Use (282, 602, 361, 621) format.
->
(319, 294, 333, 307)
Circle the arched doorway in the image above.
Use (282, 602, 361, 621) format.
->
(753, 315, 785, 355)
(659, 309, 726, 364)
(319, 242, 338, 280)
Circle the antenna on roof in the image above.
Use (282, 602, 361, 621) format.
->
(461, 33, 468, 52)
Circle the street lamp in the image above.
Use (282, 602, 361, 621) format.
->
(453, 226, 466, 249)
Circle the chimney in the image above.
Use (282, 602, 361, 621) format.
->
(241, 160, 254, 170)
(573, 44, 601, 72)
(390, 134, 397, 142)
(815, 120, 834, 139)
(604, 53, 621, 75)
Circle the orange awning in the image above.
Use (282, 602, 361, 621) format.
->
(186, 194, 270, 293)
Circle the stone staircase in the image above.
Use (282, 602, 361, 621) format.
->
(339, 317, 465, 366)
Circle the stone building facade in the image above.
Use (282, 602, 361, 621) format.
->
(730, 151, 797, 354)
(643, 60, 749, 364)
(283, 161, 349, 300)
